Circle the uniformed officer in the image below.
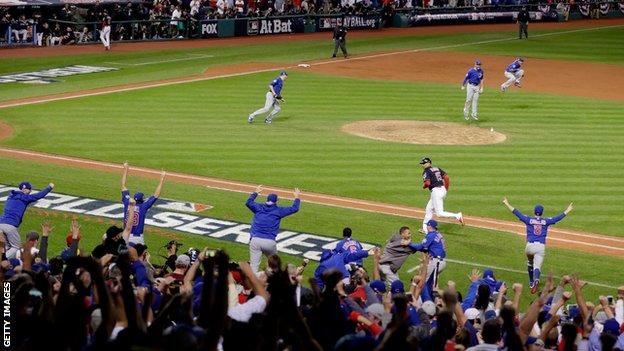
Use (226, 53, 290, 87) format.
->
(332, 24, 348, 59)
(517, 6, 530, 39)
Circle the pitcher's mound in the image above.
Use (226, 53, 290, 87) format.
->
(342, 120, 506, 145)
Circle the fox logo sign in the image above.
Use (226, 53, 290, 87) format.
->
(201, 23, 218, 35)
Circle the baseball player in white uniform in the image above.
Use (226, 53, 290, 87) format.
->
(420, 157, 464, 233)
(500, 58, 524, 91)
(461, 59, 484, 121)
(100, 13, 111, 50)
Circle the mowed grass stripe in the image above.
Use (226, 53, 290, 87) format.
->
(2, 72, 623, 235)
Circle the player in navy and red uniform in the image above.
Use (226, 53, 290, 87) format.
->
(502, 197, 573, 294)
(420, 157, 464, 233)
(100, 12, 111, 50)
(121, 162, 166, 244)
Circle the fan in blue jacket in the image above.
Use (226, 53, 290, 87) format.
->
(313, 248, 372, 291)
(0, 181, 54, 258)
(245, 185, 301, 273)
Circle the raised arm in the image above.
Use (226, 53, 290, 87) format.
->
(153, 170, 166, 198)
(245, 185, 263, 213)
(27, 183, 54, 202)
(546, 203, 573, 225)
(39, 221, 53, 263)
(68, 219, 80, 258)
(122, 199, 137, 243)
(239, 261, 268, 301)
(502, 197, 515, 212)
(279, 188, 301, 217)
(121, 162, 129, 191)
(571, 275, 589, 323)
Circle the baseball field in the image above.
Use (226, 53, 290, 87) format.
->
(1, 19, 623, 307)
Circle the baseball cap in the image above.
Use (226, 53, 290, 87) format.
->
(484, 310, 497, 321)
(19, 181, 32, 190)
(370, 280, 386, 293)
(518, 57, 525, 62)
(534, 204, 544, 216)
(603, 318, 621, 336)
(427, 219, 438, 229)
(66, 233, 81, 246)
(266, 193, 278, 205)
(483, 269, 495, 280)
(421, 300, 437, 317)
(390, 280, 405, 295)
(26, 231, 40, 242)
(475, 59, 482, 65)
(419, 157, 432, 165)
(175, 254, 191, 267)
(106, 225, 124, 239)
(134, 192, 144, 202)
(465, 308, 480, 320)
(280, 70, 288, 76)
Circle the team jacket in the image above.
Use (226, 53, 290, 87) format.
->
(0, 186, 53, 227)
(313, 249, 369, 291)
(246, 192, 300, 240)
(512, 209, 566, 244)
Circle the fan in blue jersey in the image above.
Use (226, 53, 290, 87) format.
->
(121, 162, 166, 245)
(502, 197, 573, 294)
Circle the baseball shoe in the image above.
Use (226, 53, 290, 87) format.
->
(458, 213, 465, 226)
(514, 82, 522, 88)
(530, 279, 540, 294)
(264, 118, 272, 124)
(332, 55, 336, 58)
(472, 115, 478, 120)
(464, 115, 469, 121)
(248, 115, 254, 123)
(500, 86, 507, 92)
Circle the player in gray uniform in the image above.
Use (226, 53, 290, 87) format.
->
(461, 59, 484, 121)
(248, 71, 288, 124)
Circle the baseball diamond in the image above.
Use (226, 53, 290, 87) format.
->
(1, 5, 624, 350)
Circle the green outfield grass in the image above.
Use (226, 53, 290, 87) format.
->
(2, 71, 623, 235)
(1, 156, 621, 309)
(1, 24, 622, 101)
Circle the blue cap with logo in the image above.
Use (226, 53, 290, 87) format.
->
(19, 181, 32, 190)
(134, 192, 144, 202)
(475, 59, 482, 65)
(427, 219, 438, 229)
(280, 70, 288, 76)
(534, 205, 544, 216)
(266, 193, 278, 205)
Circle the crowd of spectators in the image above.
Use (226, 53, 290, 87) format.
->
(2, 194, 623, 350)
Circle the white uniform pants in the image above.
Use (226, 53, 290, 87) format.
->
(525, 242, 545, 272)
(464, 84, 480, 119)
(249, 237, 277, 274)
(379, 263, 400, 285)
(100, 25, 111, 48)
(501, 69, 524, 89)
(422, 187, 461, 232)
(249, 92, 281, 121)
(426, 258, 447, 288)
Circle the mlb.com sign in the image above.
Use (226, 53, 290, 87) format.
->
(259, 19, 293, 34)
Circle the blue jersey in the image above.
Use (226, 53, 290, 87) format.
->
(462, 67, 484, 86)
(409, 230, 446, 259)
(270, 77, 284, 95)
(122, 190, 158, 236)
(506, 60, 523, 73)
(333, 237, 364, 265)
(0, 186, 52, 227)
(512, 209, 566, 244)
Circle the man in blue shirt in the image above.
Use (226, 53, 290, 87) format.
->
(461, 59, 484, 121)
(500, 58, 524, 92)
(408, 219, 447, 292)
(0, 181, 54, 259)
(121, 162, 166, 245)
(246, 185, 301, 273)
(332, 227, 364, 266)
(248, 71, 288, 124)
(502, 197, 573, 294)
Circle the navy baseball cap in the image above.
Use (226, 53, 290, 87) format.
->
(280, 70, 288, 76)
(266, 193, 278, 205)
(390, 280, 405, 295)
(19, 181, 32, 190)
(419, 157, 432, 164)
(134, 192, 144, 202)
(475, 59, 482, 65)
(534, 205, 544, 215)
(518, 57, 525, 62)
(370, 280, 386, 293)
(427, 219, 438, 229)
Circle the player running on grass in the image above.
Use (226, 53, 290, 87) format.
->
(420, 157, 464, 233)
(248, 71, 288, 124)
(502, 197, 573, 294)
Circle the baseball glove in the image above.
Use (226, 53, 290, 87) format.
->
(275, 95, 283, 101)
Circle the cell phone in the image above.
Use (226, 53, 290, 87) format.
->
(607, 295, 613, 304)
